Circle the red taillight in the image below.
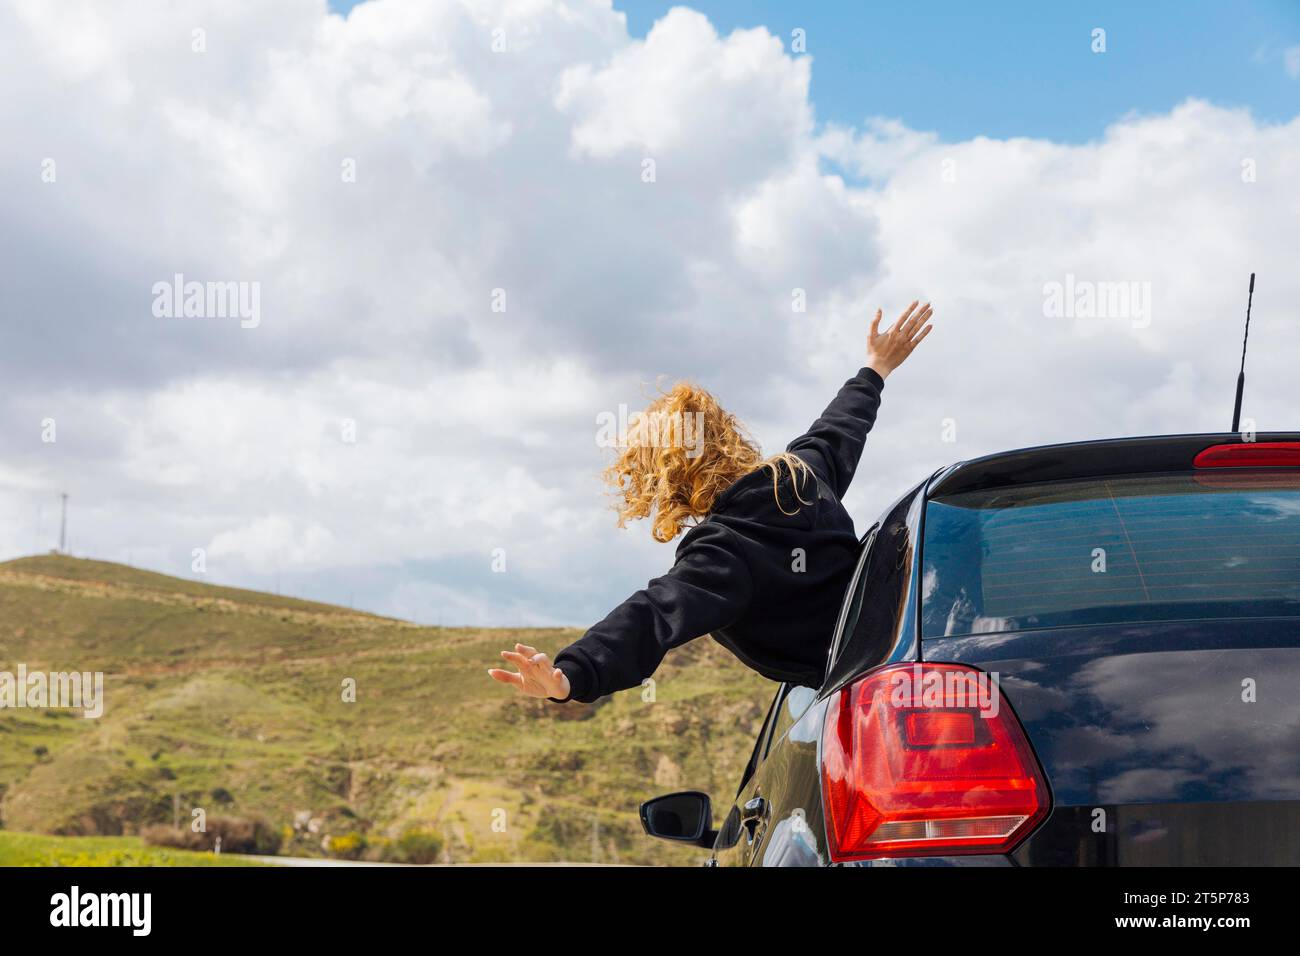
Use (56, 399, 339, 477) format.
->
(905, 710, 976, 746)
(1194, 442, 1300, 469)
(820, 662, 1049, 861)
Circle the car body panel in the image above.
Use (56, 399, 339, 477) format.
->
(926, 620, 1300, 865)
(928, 431, 1300, 497)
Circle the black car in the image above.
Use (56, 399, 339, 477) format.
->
(640, 433, 1300, 866)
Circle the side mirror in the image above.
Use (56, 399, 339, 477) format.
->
(639, 790, 715, 848)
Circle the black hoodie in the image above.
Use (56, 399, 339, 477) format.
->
(552, 367, 885, 703)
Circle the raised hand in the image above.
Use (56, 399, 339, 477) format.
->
(866, 301, 934, 379)
(487, 643, 571, 700)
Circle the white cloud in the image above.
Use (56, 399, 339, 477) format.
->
(1, 0, 1298, 626)
(557, 7, 810, 169)
(208, 515, 336, 572)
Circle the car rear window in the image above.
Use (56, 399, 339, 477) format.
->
(922, 472, 1300, 638)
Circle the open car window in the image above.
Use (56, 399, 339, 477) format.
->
(823, 526, 877, 677)
(735, 685, 784, 796)
(763, 684, 818, 759)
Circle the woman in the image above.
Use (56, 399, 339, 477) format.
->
(488, 302, 934, 703)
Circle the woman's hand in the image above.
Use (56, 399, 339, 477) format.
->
(488, 644, 571, 700)
(866, 301, 934, 379)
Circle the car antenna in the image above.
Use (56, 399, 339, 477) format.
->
(1230, 272, 1256, 434)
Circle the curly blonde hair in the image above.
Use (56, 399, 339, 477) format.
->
(603, 381, 815, 543)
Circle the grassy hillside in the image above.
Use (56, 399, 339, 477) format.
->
(0, 831, 265, 867)
(0, 555, 770, 864)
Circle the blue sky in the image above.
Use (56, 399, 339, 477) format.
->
(330, 0, 1300, 143)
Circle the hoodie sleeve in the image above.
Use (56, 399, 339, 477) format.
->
(551, 522, 753, 704)
(785, 367, 885, 500)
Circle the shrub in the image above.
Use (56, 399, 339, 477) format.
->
(383, 829, 442, 865)
(325, 832, 366, 860)
(142, 816, 281, 856)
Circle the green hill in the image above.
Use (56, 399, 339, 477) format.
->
(0, 555, 769, 864)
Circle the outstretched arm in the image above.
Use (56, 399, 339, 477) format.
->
(787, 301, 934, 498)
(488, 522, 753, 703)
